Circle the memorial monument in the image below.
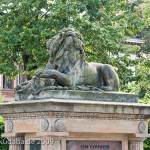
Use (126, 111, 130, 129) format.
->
(0, 28, 150, 150)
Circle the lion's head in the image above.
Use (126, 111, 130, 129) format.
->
(46, 28, 85, 74)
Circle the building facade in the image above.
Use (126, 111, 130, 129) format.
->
(0, 73, 26, 102)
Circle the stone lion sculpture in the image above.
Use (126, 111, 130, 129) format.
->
(15, 28, 120, 100)
(35, 28, 119, 91)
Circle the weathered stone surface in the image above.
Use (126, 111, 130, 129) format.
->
(0, 99, 150, 136)
(0, 98, 150, 150)
(15, 90, 138, 103)
(15, 28, 120, 101)
(0, 98, 150, 115)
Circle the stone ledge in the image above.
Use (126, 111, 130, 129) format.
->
(15, 90, 138, 103)
(0, 99, 150, 116)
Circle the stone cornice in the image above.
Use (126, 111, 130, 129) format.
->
(0, 99, 150, 116)
(2, 111, 150, 120)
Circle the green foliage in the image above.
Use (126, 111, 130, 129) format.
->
(0, 98, 4, 124)
(0, 0, 50, 78)
(0, 123, 9, 150)
(135, 59, 150, 100)
(0, 116, 4, 123)
(121, 0, 150, 103)
(138, 0, 150, 99)
(142, 0, 150, 28)
(140, 28, 150, 55)
(0, 0, 145, 80)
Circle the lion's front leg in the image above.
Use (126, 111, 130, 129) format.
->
(36, 69, 73, 87)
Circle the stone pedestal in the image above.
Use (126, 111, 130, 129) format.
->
(0, 93, 150, 150)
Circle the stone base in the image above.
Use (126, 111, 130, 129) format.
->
(15, 90, 138, 103)
(0, 98, 150, 150)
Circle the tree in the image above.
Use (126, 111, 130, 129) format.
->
(131, 0, 150, 103)
(0, 0, 145, 81)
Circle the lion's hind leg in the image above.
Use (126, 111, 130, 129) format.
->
(100, 64, 119, 91)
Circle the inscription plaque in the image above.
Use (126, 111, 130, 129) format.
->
(66, 141, 122, 150)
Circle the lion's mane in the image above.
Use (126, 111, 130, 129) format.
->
(46, 28, 85, 74)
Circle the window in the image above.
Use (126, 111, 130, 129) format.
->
(3, 76, 13, 89)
